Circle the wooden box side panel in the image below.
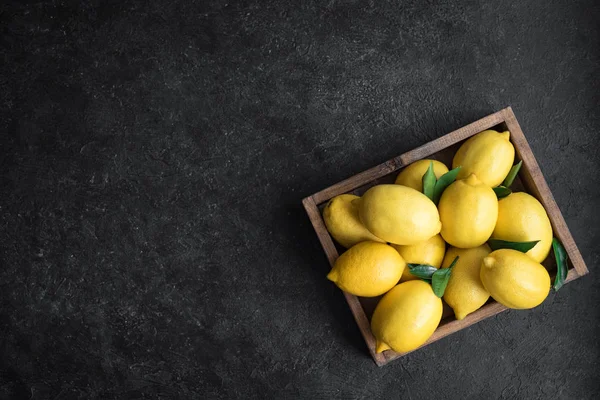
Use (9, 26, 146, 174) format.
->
(502, 108, 588, 277)
(310, 110, 508, 205)
(381, 269, 580, 364)
(301, 196, 387, 365)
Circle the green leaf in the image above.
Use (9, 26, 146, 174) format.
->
(493, 186, 512, 199)
(552, 238, 568, 291)
(407, 264, 438, 280)
(421, 161, 436, 201)
(431, 256, 458, 298)
(432, 166, 461, 205)
(488, 238, 540, 253)
(502, 160, 523, 188)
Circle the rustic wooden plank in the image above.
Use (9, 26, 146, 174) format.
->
(343, 291, 387, 367)
(379, 268, 580, 365)
(311, 162, 397, 206)
(394, 109, 507, 167)
(564, 268, 580, 284)
(502, 107, 589, 277)
(301, 196, 338, 265)
(301, 196, 387, 366)
(311, 109, 508, 205)
(382, 301, 507, 364)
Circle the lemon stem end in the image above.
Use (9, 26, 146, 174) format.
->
(326, 270, 338, 282)
(482, 256, 495, 269)
(376, 340, 391, 353)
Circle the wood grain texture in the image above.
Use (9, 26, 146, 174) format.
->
(382, 301, 507, 363)
(301, 197, 338, 265)
(310, 109, 508, 205)
(502, 107, 589, 277)
(301, 196, 387, 366)
(381, 269, 579, 365)
(303, 108, 588, 367)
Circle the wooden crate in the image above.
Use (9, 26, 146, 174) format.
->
(302, 107, 589, 367)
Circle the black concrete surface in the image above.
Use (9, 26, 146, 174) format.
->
(1, 0, 599, 398)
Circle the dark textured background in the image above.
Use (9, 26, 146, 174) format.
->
(1, 0, 599, 398)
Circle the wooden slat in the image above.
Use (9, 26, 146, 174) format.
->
(381, 268, 580, 364)
(301, 196, 338, 265)
(311, 109, 508, 205)
(393, 109, 506, 167)
(564, 268, 580, 284)
(502, 107, 589, 277)
(301, 196, 387, 366)
(342, 292, 387, 366)
(383, 302, 507, 363)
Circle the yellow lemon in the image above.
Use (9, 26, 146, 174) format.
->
(327, 241, 405, 297)
(442, 245, 491, 320)
(322, 194, 385, 248)
(480, 249, 550, 309)
(439, 174, 498, 248)
(371, 280, 443, 353)
(491, 192, 553, 263)
(395, 159, 449, 192)
(392, 234, 446, 282)
(453, 130, 515, 187)
(356, 184, 441, 245)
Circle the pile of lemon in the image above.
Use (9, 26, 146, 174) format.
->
(324, 130, 557, 354)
